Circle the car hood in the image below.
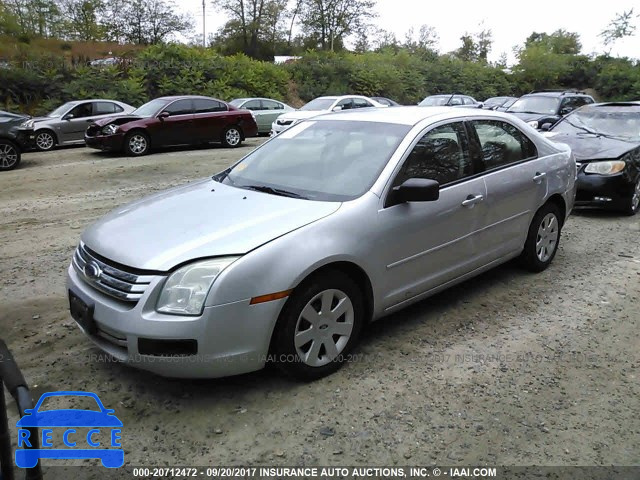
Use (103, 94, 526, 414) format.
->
(82, 179, 341, 271)
(544, 132, 638, 161)
(279, 110, 329, 121)
(92, 115, 147, 127)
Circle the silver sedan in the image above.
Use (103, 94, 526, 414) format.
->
(67, 107, 576, 380)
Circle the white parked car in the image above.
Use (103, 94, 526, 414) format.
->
(271, 95, 386, 135)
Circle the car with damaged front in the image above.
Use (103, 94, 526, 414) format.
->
(85, 95, 258, 156)
(67, 107, 575, 381)
(0, 110, 36, 171)
(544, 102, 640, 215)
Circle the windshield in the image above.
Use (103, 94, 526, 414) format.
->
(216, 120, 410, 201)
(132, 98, 171, 117)
(553, 109, 640, 140)
(48, 102, 77, 117)
(508, 96, 559, 115)
(419, 96, 451, 106)
(229, 99, 246, 107)
(300, 98, 336, 111)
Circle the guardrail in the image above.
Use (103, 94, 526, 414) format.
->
(0, 339, 42, 480)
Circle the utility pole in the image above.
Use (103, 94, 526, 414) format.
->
(202, 0, 206, 47)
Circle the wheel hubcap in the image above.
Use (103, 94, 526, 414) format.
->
(0, 144, 18, 168)
(129, 135, 147, 154)
(294, 289, 354, 367)
(631, 180, 640, 211)
(226, 129, 240, 146)
(536, 213, 559, 262)
(36, 133, 54, 150)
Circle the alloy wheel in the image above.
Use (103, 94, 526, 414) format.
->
(0, 143, 18, 169)
(536, 213, 559, 262)
(129, 134, 147, 154)
(294, 289, 354, 367)
(225, 128, 241, 146)
(36, 132, 54, 151)
(631, 179, 640, 212)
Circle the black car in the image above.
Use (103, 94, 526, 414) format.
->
(506, 90, 594, 130)
(371, 96, 401, 107)
(483, 96, 518, 111)
(0, 110, 35, 171)
(546, 102, 640, 215)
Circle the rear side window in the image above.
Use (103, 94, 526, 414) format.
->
(163, 99, 193, 116)
(394, 122, 472, 187)
(94, 102, 121, 114)
(471, 120, 537, 170)
(262, 100, 284, 110)
(194, 99, 227, 113)
(353, 98, 373, 108)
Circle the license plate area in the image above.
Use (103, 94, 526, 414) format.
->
(69, 290, 96, 335)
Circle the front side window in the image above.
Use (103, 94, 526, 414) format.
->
(68, 102, 93, 118)
(163, 99, 193, 116)
(336, 99, 354, 110)
(471, 120, 537, 170)
(242, 100, 262, 111)
(353, 98, 373, 108)
(217, 120, 410, 201)
(393, 122, 472, 187)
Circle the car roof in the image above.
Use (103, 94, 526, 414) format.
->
(157, 95, 223, 101)
(578, 102, 640, 112)
(312, 105, 508, 126)
(522, 91, 591, 98)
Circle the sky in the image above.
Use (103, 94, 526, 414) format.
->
(179, 0, 639, 63)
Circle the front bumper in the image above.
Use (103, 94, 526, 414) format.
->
(14, 128, 36, 150)
(66, 264, 285, 378)
(574, 170, 635, 210)
(270, 121, 295, 136)
(85, 133, 125, 152)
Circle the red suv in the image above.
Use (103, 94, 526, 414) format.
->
(85, 95, 258, 156)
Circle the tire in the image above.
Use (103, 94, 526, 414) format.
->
(222, 126, 242, 148)
(519, 202, 562, 272)
(622, 177, 640, 216)
(35, 130, 56, 151)
(124, 131, 150, 156)
(0, 139, 21, 171)
(271, 270, 365, 381)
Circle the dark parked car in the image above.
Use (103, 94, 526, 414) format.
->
(371, 96, 401, 107)
(0, 111, 35, 171)
(85, 95, 258, 156)
(483, 96, 518, 111)
(419, 94, 482, 108)
(545, 102, 640, 215)
(506, 90, 594, 129)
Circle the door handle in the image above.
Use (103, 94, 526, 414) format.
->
(533, 172, 547, 183)
(461, 194, 484, 207)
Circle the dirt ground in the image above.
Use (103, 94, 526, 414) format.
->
(1, 142, 638, 478)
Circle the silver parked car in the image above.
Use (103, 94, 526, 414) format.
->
(229, 98, 294, 135)
(21, 99, 135, 151)
(67, 107, 576, 380)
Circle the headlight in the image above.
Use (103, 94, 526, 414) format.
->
(527, 120, 539, 129)
(20, 119, 34, 128)
(156, 257, 240, 316)
(584, 160, 625, 175)
(101, 124, 119, 135)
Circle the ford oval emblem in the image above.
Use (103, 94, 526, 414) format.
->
(84, 261, 102, 280)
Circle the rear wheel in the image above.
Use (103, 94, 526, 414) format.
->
(272, 271, 364, 381)
(519, 202, 562, 272)
(623, 178, 640, 216)
(0, 140, 21, 171)
(35, 130, 56, 151)
(124, 131, 150, 156)
(222, 126, 242, 148)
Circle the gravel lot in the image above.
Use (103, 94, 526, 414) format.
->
(1, 142, 638, 478)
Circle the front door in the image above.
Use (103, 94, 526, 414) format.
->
(58, 102, 95, 143)
(154, 99, 195, 146)
(375, 121, 488, 310)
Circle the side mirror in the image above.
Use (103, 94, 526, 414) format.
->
(158, 111, 170, 120)
(391, 178, 440, 204)
(540, 122, 553, 131)
(63, 114, 74, 120)
(332, 106, 343, 112)
(477, 103, 484, 108)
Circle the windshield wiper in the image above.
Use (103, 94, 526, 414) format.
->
(241, 184, 308, 199)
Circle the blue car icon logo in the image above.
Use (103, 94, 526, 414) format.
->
(15, 391, 123, 468)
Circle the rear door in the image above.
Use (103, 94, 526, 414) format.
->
(376, 121, 488, 309)
(192, 98, 228, 143)
(155, 99, 195, 146)
(466, 119, 547, 263)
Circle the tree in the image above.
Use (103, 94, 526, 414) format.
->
(524, 30, 581, 55)
(299, 0, 377, 51)
(455, 27, 492, 62)
(403, 25, 439, 59)
(600, 9, 638, 47)
(59, 0, 105, 41)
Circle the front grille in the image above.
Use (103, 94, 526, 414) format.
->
(276, 119, 293, 126)
(72, 242, 156, 302)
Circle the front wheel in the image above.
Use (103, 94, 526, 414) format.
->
(124, 131, 150, 156)
(0, 140, 21, 171)
(222, 126, 242, 148)
(272, 271, 364, 381)
(520, 202, 562, 272)
(35, 130, 56, 151)
(623, 178, 640, 216)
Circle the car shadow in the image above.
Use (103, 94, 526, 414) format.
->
(571, 208, 627, 220)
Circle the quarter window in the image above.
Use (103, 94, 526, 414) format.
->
(194, 99, 227, 113)
(163, 100, 193, 116)
(394, 122, 472, 187)
(471, 120, 537, 170)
